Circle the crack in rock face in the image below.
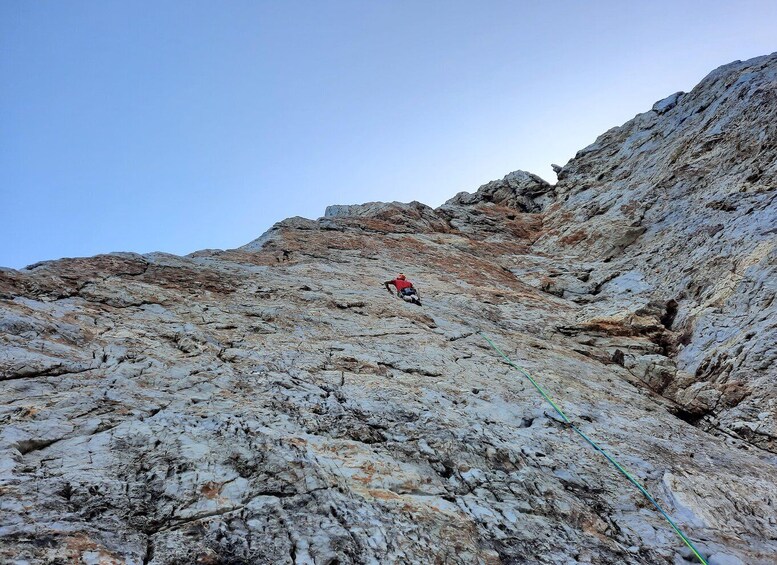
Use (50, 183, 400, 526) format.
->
(1, 53, 776, 564)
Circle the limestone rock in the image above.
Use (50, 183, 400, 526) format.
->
(1, 53, 776, 564)
(445, 169, 555, 212)
(535, 52, 777, 452)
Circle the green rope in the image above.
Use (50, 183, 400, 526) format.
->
(478, 331, 709, 565)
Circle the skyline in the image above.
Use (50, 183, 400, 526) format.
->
(2, 1, 777, 269)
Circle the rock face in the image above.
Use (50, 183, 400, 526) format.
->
(535, 53, 777, 453)
(1, 54, 776, 565)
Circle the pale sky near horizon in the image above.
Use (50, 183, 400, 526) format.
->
(2, 1, 776, 269)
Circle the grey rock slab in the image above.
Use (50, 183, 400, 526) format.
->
(2, 53, 777, 564)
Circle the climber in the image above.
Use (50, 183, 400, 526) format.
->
(384, 273, 422, 305)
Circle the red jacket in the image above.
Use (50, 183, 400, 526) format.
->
(391, 278, 413, 291)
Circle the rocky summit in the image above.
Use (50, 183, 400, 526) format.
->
(1, 54, 776, 565)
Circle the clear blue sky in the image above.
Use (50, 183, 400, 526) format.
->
(2, 1, 775, 268)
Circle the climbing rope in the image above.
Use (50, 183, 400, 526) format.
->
(478, 331, 709, 565)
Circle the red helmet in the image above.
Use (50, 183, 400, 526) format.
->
(397, 273, 406, 280)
